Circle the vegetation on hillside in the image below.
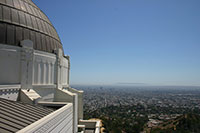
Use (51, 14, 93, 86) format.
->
(151, 113, 200, 133)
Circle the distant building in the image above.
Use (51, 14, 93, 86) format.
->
(0, 0, 100, 132)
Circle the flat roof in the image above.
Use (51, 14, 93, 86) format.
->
(0, 98, 54, 133)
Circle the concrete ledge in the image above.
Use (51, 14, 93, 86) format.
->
(38, 101, 68, 107)
(68, 87, 84, 120)
(0, 84, 21, 89)
(79, 120, 101, 133)
(54, 89, 78, 133)
(19, 89, 41, 104)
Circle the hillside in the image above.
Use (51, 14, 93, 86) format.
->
(150, 113, 200, 133)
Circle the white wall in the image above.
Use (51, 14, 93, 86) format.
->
(0, 42, 70, 89)
(61, 57, 69, 86)
(33, 50, 57, 86)
(68, 87, 84, 120)
(33, 88, 55, 102)
(0, 44, 21, 84)
(54, 89, 78, 133)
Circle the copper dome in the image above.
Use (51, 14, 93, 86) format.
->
(0, 0, 63, 53)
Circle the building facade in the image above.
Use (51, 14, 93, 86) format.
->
(0, 0, 100, 132)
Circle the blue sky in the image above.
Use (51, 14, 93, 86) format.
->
(34, 0, 200, 86)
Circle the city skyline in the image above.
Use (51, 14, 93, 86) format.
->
(34, 0, 200, 86)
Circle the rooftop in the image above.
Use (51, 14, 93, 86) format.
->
(0, 98, 54, 133)
(0, 0, 63, 53)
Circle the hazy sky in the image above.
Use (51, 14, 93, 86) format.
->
(34, 0, 200, 86)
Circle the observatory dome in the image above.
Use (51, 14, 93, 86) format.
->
(0, 0, 63, 53)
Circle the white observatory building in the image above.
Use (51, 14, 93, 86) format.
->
(0, 0, 100, 132)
